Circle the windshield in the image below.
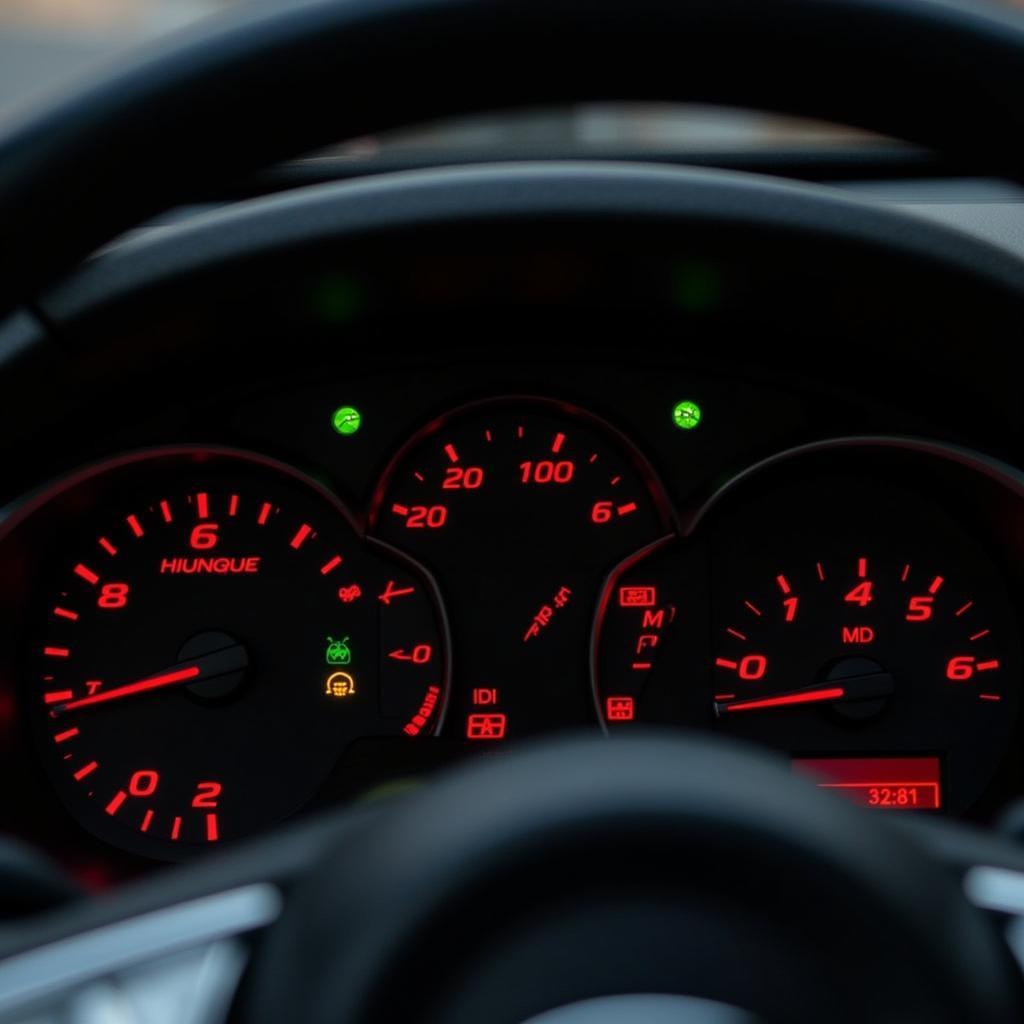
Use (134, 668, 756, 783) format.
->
(1, 0, 1021, 151)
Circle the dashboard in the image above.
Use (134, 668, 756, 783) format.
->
(1, 199, 1023, 882)
(0, 152, 1018, 893)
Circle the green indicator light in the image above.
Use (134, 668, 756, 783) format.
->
(672, 400, 703, 431)
(325, 636, 352, 666)
(332, 406, 362, 436)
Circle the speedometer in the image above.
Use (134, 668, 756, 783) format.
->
(28, 450, 447, 859)
(371, 398, 671, 739)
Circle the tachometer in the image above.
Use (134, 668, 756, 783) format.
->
(371, 399, 670, 738)
(709, 550, 1010, 812)
(28, 450, 447, 858)
(594, 465, 1021, 815)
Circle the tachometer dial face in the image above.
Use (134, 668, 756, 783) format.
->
(709, 550, 1013, 812)
(29, 451, 447, 858)
(594, 474, 1020, 815)
(371, 399, 670, 738)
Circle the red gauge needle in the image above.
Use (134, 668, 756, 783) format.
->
(714, 669, 894, 717)
(52, 641, 248, 716)
(718, 686, 845, 715)
(57, 666, 202, 712)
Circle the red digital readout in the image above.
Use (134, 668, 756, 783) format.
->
(793, 757, 941, 810)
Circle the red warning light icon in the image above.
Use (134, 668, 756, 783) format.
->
(605, 696, 635, 722)
(466, 713, 507, 740)
(618, 586, 657, 608)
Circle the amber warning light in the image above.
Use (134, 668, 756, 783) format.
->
(793, 756, 941, 810)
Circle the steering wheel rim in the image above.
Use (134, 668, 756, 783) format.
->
(0, 0, 1023, 320)
(245, 734, 1020, 1024)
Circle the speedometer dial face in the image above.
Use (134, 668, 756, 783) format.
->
(594, 473, 1021, 815)
(30, 451, 447, 858)
(372, 399, 670, 738)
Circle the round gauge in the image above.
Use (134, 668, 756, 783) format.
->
(371, 399, 671, 738)
(594, 466, 1021, 815)
(708, 550, 1013, 812)
(28, 451, 447, 858)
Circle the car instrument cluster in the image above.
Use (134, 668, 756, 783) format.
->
(2, 392, 1022, 869)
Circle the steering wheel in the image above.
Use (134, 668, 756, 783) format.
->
(1, 1, 1023, 1022)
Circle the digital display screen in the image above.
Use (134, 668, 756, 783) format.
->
(793, 756, 942, 810)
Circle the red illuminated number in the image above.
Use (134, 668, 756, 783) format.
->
(591, 501, 614, 524)
(946, 656, 975, 681)
(905, 596, 934, 622)
(844, 581, 873, 607)
(870, 787, 920, 808)
(442, 467, 485, 490)
(406, 505, 447, 529)
(520, 460, 574, 485)
(128, 770, 159, 798)
(783, 597, 799, 622)
(190, 523, 219, 549)
(192, 781, 222, 809)
(97, 583, 130, 609)
(738, 655, 768, 680)
(392, 644, 434, 664)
